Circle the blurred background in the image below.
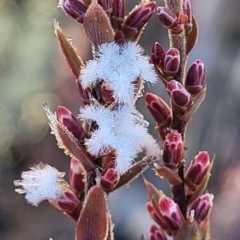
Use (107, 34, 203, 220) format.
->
(1, 0, 240, 239)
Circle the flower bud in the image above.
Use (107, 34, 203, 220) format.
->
(123, 2, 156, 39)
(192, 193, 214, 222)
(112, 0, 126, 29)
(185, 151, 210, 190)
(151, 42, 165, 65)
(163, 130, 184, 168)
(57, 105, 86, 141)
(69, 158, 85, 194)
(146, 93, 172, 128)
(167, 80, 192, 107)
(157, 7, 181, 32)
(185, 59, 205, 94)
(101, 168, 120, 190)
(58, 0, 87, 24)
(146, 202, 169, 231)
(49, 185, 81, 220)
(159, 197, 184, 231)
(149, 225, 168, 240)
(182, 0, 193, 34)
(163, 48, 180, 75)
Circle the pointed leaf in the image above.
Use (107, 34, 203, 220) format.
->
(174, 219, 200, 240)
(154, 164, 182, 185)
(54, 21, 84, 78)
(42, 103, 95, 171)
(108, 156, 156, 192)
(180, 87, 206, 123)
(75, 185, 108, 240)
(186, 16, 198, 55)
(83, 2, 114, 45)
(144, 177, 165, 216)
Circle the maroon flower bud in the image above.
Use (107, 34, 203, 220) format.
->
(185, 151, 210, 190)
(163, 130, 184, 168)
(123, 2, 156, 39)
(49, 185, 81, 221)
(163, 48, 180, 75)
(150, 225, 168, 240)
(192, 193, 214, 222)
(58, 0, 87, 24)
(185, 59, 205, 94)
(151, 42, 165, 65)
(182, 0, 193, 34)
(146, 93, 172, 128)
(159, 197, 184, 231)
(157, 7, 181, 32)
(167, 80, 192, 107)
(112, 0, 126, 29)
(146, 202, 169, 231)
(101, 168, 120, 190)
(69, 158, 85, 193)
(57, 105, 86, 141)
(76, 79, 91, 105)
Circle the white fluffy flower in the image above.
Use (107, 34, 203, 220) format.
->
(79, 104, 160, 173)
(80, 41, 158, 104)
(14, 164, 65, 206)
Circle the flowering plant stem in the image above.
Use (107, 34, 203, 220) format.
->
(165, 0, 188, 217)
(14, 1, 213, 239)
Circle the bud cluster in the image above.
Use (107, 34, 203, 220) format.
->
(13, 0, 215, 239)
(157, 0, 192, 34)
(145, 0, 214, 239)
(14, 1, 161, 239)
(59, 0, 156, 41)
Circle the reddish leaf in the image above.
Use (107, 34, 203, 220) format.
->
(109, 156, 156, 192)
(180, 87, 206, 123)
(43, 104, 95, 171)
(144, 178, 165, 217)
(54, 21, 84, 78)
(83, 2, 114, 45)
(185, 16, 198, 55)
(75, 185, 108, 240)
(154, 164, 183, 185)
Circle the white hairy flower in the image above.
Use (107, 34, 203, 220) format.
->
(80, 41, 158, 104)
(14, 164, 65, 206)
(79, 104, 160, 173)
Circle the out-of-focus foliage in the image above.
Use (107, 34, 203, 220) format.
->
(1, 0, 240, 240)
(0, 0, 60, 165)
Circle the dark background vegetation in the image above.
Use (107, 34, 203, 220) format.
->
(1, 0, 240, 239)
